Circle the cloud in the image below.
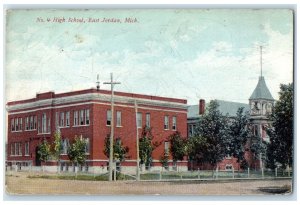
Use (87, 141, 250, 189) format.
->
(5, 13, 293, 106)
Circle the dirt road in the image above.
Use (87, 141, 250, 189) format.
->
(5, 172, 292, 195)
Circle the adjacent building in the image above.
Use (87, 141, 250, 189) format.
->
(6, 88, 188, 173)
(187, 75, 274, 171)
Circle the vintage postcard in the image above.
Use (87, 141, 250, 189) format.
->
(4, 9, 293, 196)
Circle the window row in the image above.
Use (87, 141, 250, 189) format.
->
(38, 113, 51, 134)
(106, 111, 177, 130)
(56, 109, 90, 128)
(11, 117, 23, 132)
(106, 110, 122, 127)
(11, 116, 37, 132)
(61, 137, 90, 155)
(10, 142, 30, 156)
(164, 116, 177, 130)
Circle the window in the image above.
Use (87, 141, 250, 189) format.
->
(146, 113, 151, 128)
(164, 141, 170, 155)
(66, 112, 70, 127)
(24, 117, 28, 130)
(15, 118, 19, 131)
(30, 116, 34, 130)
(62, 139, 69, 154)
(10, 143, 13, 156)
(85, 138, 90, 154)
(188, 124, 195, 137)
(55, 112, 59, 127)
(74, 111, 78, 126)
(11, 118, 14, 131)
(34, 116, 37, 129)
(116, 111, 122, 127)
(60, 112, 64, 127)
(48, 117, 51, 133)
(19, 143, 22, 156)
(225, 164, 233, 171)
(106, 110, 112, 126)
(19, 118, 22, 130)
(42, 113, 47, 133)
(164, 116, 169, 130)
(85, 109, 90, 125)
(137, 112, 142, 128)
(37, 116, 40, 133)
(25, 142, 29, 156)
(172, 116, 177, 130)
(80, 110, 84, 125)
(15, 143, 18, 156)
(254, 125, 260, 136)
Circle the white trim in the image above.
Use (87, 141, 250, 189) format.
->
(72, 124, 90, 128)
(8, 101, 187, 115)
(58, 126, 70, 129)
(7, 92, 187, 113)
(37, 133, 51, 135)
(24, 129, 37, 132)
(11, 130, 23, 133)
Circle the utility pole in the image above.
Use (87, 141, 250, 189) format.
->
(96, 74, 100, 90)
(135, 100, 140, 181)
(104, 73, 121, 181)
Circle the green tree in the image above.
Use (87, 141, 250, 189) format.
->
(52, 130, 62, 162)
(191, 100, 229, 169)
(37, 139, 51, 163)
(67, 136, 87, 167)
(159, 152, 169, 169)
(104, 136, 129, 162)
(187, 136, 207, 165)
(249, 131, 267, 168)
(139, 126, 160, 167)
(266, 83, 293, 169)
(37, 139, 51, 172)
(226, 107, 251, 170)
(169, 131, 187, 164)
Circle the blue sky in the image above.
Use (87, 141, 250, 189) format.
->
(5, 9, 293, 104)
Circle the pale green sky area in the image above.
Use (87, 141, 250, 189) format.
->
(6, 9, 293, 104)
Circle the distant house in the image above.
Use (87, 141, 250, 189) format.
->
(187, 75, 274, 171)
(187, 99, 250, 138)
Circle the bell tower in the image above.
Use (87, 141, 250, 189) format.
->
(248, 46, 274, 169)
(249, 46, 274, 142)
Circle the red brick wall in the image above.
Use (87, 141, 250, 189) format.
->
(7, 89, 187, 167)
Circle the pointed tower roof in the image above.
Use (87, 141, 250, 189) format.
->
(249, 76, 274, 101)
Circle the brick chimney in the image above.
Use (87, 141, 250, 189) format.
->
(199, 99, 205, 115)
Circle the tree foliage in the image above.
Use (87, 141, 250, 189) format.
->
(37, 139, 51, 162)
(52, 130, 62, 161)
(159, 152, 169, 169)
(139, 126, 160, 166)
(169, 131, 187, 163)
(226, 107, 250, 165)
(104, 136, 129, 162)
(187, 135, 208, 164)
(266, 83, 293, 169)
(67, 136, 87, 166)
(189, 100, 228, 168)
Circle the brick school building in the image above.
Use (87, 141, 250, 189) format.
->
(6, 88, 188, 173)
